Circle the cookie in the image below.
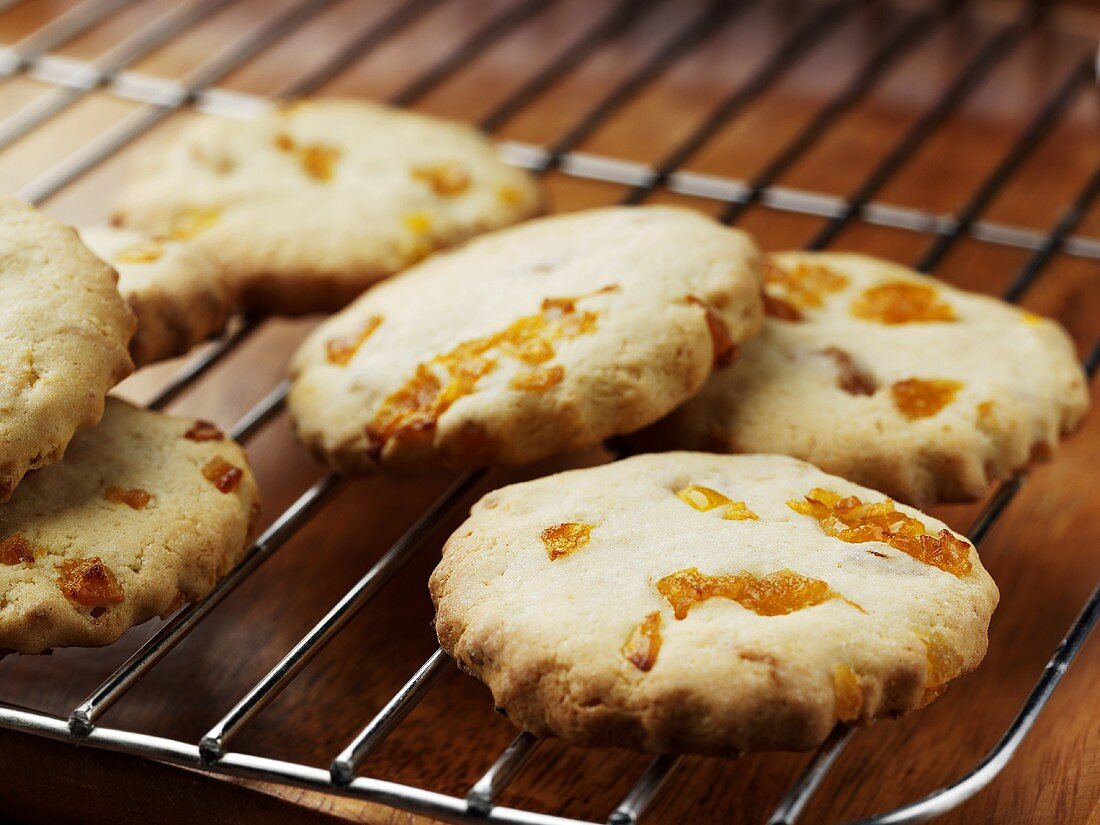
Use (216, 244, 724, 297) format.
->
(0, 197, 135, 503)
(288, 206, 764, 475)
(632, 252, 1089, 505)
(110, 98, 543, 315)
(79, 226, 235, 368)
(430, 452, 999, 756)
(0, 398, 260, 654)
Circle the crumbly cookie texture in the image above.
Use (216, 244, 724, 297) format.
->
(0, 398, 260, 655)
(632, 252, 1090, 505)
(288, 206, 764, 475)
(79, 226, 235, 368)
(430, 452, 999, 756)
(0, 197, 135, 503)
(110, 98, 543, 315)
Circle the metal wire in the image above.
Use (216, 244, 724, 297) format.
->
(0, 2, 1096, 824)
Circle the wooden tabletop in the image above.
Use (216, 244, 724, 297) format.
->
(0, 1, 1098, 823)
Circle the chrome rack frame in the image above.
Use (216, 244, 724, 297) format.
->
(0, 1, 1097, 823)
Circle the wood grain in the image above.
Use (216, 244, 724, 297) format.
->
(0, 1, 1097, 823)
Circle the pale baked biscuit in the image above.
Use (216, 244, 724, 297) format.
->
(288, 206, 764, 475)
(0, 398, 260, 654)
(111, 98, 543, 315)
(0, 197, 135, 503)
(633, 252, 1089, 505)
(79, 226, 235, 368)
(430, 452, 999, 756)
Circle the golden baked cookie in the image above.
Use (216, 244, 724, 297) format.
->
(0, 197, 135, 503)
(79, 226, 235, 367)
(0, 399, 260, 654)
(632, 252, 1089, 505)
(430, 452, 999, 756)
(111, 98, 543, 314)
(288, 206, 764, 475)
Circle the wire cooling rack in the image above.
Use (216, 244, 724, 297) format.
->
(0, 1, 1097, 823)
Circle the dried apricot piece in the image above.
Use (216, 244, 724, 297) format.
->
(787, 488, 972, 576)
(170, 207, 221, 240)
(511, 365, 564, 391)
(115, 240, 164, 264)
(850, 281, 956, 324)
(274, 132, 341, 180)
(820, 347, 876, 396)
(326, 315, 383, 366)
(656, 567, 854, 620)
(105, 486, 151, 510)
(622, 611, 662, 672)
(686, 296, 736, 368)
(676, 485, 732, 512)
(890, 378, 962, 420)
(0, 535, 34, 565)
(916, 631, 964, 707)
(763, 293, 803, 322)
(497, 184, 524, 205)
(404, 212, 433, 234)
(184, 420, 224, 442)
(722, 501, 758, 521)
(764, 259, 849, 310)
(833, 664, 863, 722)
(676, 485, 757, 520)
(202, 457, 243, 494)
(412, 164, 471, 196)
(540, 522, 593, 561)
(56, 557, 124, 608)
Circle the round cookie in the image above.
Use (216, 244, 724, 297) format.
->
(288, 206, 764, 475)
(0, 197, 135, 504)
(79, 226, 235, 368)
(110, 98, 543, 315)
(0, 398, 260, 654)
(430, 452, 999, 756)
(632, 252, 1089, 505)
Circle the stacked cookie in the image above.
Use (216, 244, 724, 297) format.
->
(0, 198, 260, 655)
(2, 96, 1089, 761)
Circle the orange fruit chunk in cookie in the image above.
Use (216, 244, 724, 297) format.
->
(850, 281, 956, 324)
(104, 486, 151, 510)
(326, 315, 383, 366)
(787, 488, 973, 576)
(412, 164, 470, 196)
(202, 457, 243, 494)
(274, 132, 341, 181)
(916, 631, 964, 707)
(403, 211, 433, 234)
(764, 259, 849, 310)
(656, 567, 854, 620)
(366, 291, 608, 453)
(540, 522, 593, 561)
(114, 240, 164, 264)
(723, 501, 758, 521)
(676, 485, 758, 521)
(819, 347, 877, 396)
(763, 293, 804, 322)
(833, 664, 863, 722)
(184, 420, 224, 442)
(510, 364, 564, 392)
(622, 611, 662, 672)
(0, 535, 34, 565)
(56, 557, 124, 608)
(686, 296, 736, 367)
(497, 184, 524, 205)
(169, 207, 221, 240)
(890, 378, 963, 420)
